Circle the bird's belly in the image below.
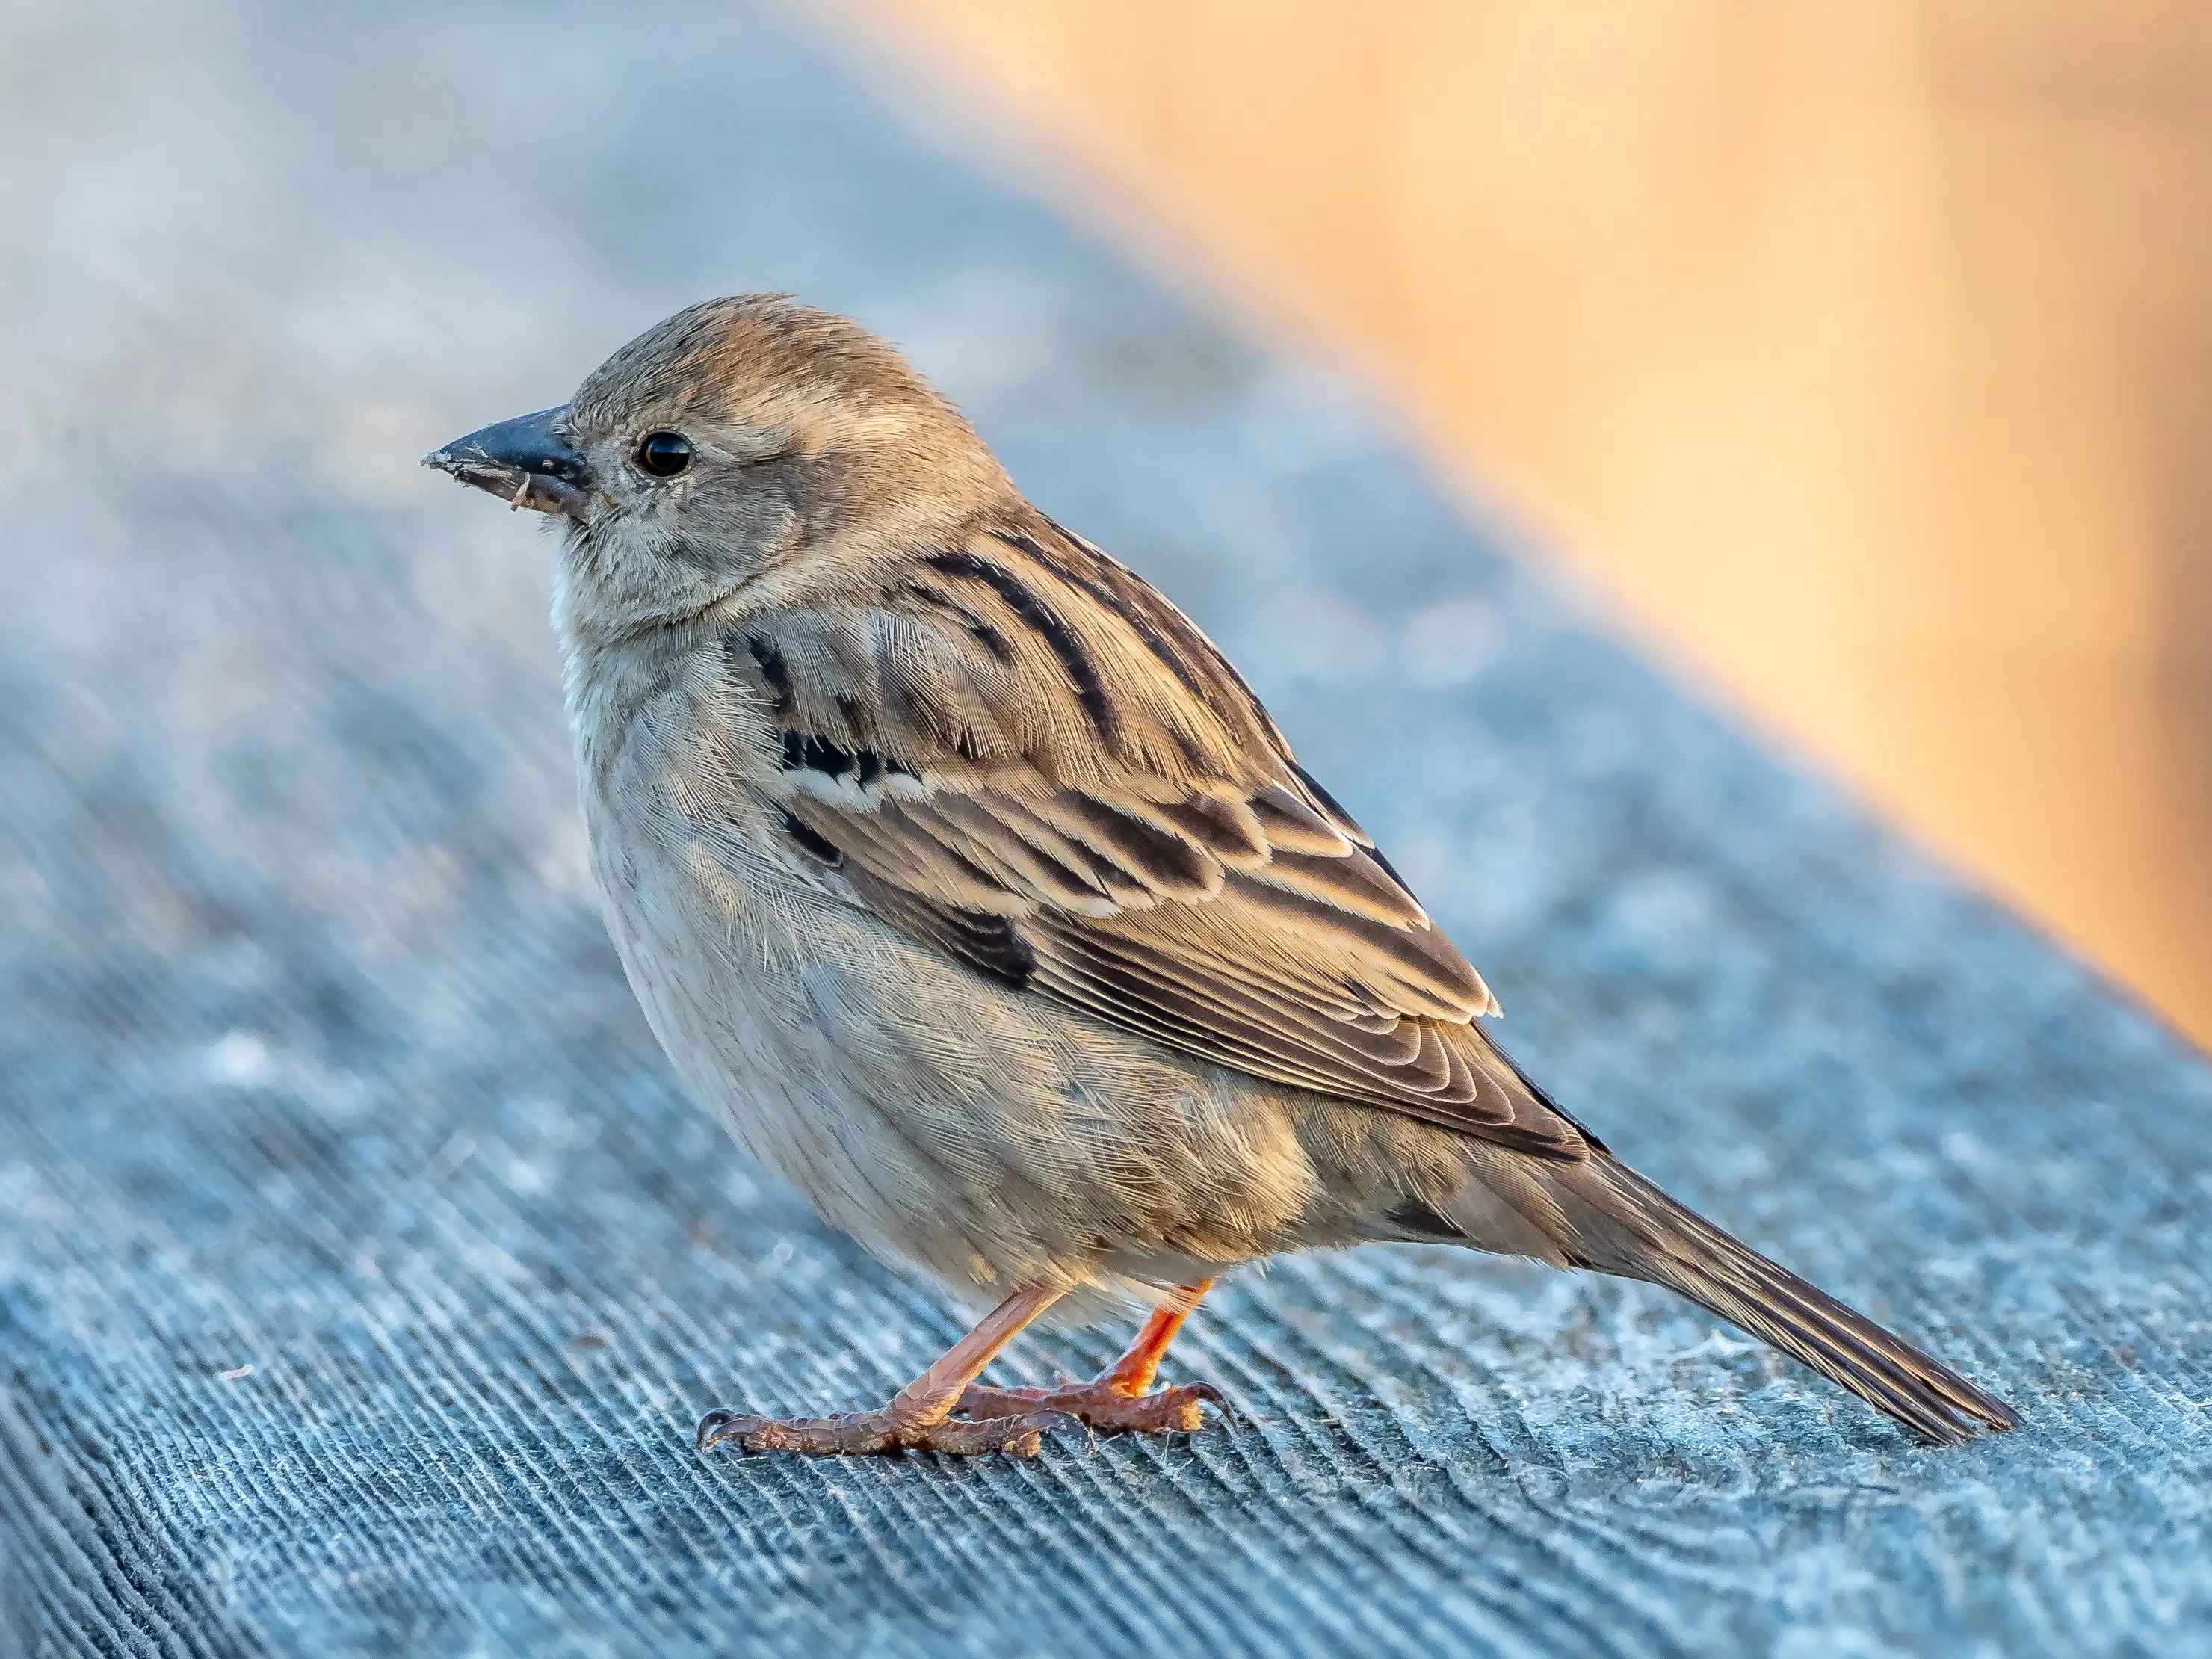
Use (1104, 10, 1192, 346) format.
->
(590, 815, 1323, 1296)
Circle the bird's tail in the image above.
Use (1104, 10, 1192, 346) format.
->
(1552, 1155, 2018, 1442)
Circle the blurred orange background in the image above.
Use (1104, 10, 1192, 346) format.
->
(851, 1, 2212, 1047)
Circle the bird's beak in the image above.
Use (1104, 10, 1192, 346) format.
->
(422, 407, 596, 520)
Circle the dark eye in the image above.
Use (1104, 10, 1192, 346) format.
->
(634, 430, 693, 478)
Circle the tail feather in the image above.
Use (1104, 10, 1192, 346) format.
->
(1560, 1157, 2018, 1443)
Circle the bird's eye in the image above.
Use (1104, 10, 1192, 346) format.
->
(634, 430, 693, 478)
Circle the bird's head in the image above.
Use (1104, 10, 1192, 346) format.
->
(424, 294, 1008, 638)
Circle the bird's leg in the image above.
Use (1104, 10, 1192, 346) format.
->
(696, 1285, 1071, 1457)
(954, 1280, 1224, 1435)
(1097, 1284, 1205, 1395)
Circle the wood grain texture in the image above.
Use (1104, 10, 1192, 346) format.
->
(1, 3, 2208, 1655)
(861, 0, 2212, 1049)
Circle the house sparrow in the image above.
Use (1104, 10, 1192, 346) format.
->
(424, 295, 2017, 1458)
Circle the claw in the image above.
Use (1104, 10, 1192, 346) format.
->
(1183, 1380, 1237, 1428)
(695, 1407, 760, 1456)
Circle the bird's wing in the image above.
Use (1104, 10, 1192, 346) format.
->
(727, 517, 1590, 1160)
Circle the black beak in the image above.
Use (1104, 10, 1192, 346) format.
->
(422, 407, 595, 519)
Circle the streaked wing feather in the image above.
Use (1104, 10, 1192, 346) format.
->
(738, 516, 1584, 1160)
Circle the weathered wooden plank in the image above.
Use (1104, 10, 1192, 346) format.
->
(0, 3, 2207, 1656)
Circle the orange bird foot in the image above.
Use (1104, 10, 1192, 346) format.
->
(954, 1376, 1225, 1436)
(695, 1403, 1073, 1458)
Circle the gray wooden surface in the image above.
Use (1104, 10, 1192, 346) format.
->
(3, 2, 2210, 1655)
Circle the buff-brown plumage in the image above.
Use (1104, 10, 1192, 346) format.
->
(425, 294, 2017, 1452)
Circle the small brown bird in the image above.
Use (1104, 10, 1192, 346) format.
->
(425, 295, 2017, 1457)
